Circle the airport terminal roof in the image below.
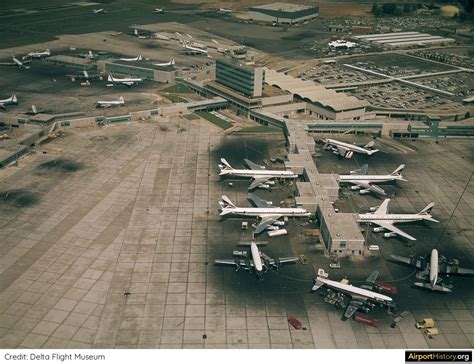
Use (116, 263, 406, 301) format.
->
(264, 68, 369, 112)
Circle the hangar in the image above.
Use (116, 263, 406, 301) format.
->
(248, 3, 319, 25)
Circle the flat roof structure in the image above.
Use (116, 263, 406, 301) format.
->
(265, 68, 369, 112)
(248, 2, 319, 24)
(250, 3, 315, 12)
(353, 32, 455, 48)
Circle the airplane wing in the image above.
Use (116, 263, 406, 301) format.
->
(336, 146, 349, 157)
(414, 282, 451, 293)
(374, 221, 417, 241)
(351, 164, 368, 175)
(244, 159, 265, 170)
(214, 259, 248, 270)
(456, 267, 474, 275)
(342, 301, 362, 321)
(255, 215, 281, 234)
(389, 255, 413, 266)
(353, 181, 386, 195)
(373, 199, 390, 215)
(248, 177, 271, 190)
(248, 193, 273, 208)
(276, 257, 299, 265)
(365, 271, 379, 284)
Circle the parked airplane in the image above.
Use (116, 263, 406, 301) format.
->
(26, 105, 39, 115)
(119, 54, 143, 62)
(93, 9, 105, 14)
(312, 268, 396, 320)
(182, 40, 208, 56)
(96, 96, 125, 108)
(23, 49, 50, 60)
(358, 199, 439, 241)
(0, 95, 18, 110)
(218, 193, 310, 234)
(0, 54, 31, 69)
(214, 241, 298, 280)
(338, 164, 406, 196)
(154, 8, 164, 13)
(153, 59, 175, 67)
(321, 138, 379, 159)
(76, 50, 95, 60)
(390, 248, 474, 292)
(107, 74, 143, 87)
(218, 158, 298, 190)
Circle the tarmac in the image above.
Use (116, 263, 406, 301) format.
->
(0, 121, 472, 349)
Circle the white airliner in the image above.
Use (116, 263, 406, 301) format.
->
(312, 269, 396, 320)
(390, 249, 474, 293)
(322, 138, 379, 159)
(338, 164, 406, 195)
(153, 59, 175, 67)
(96, 96, 125, 108)
(219, 158, 298, 190)
(182, 40, 208, 56)
(0, 54, 31, 69)
(219, 193, 310, 234)
(0, 95, 18, 110)
(119, 54, 143, 62)
(107, 74, 143, 87)
(93, 9, 105, 14)
(214, 241, 298, 280)
(154, 8, 164, 13)
(358, 199, 439, 241)
(23, 49, 50, 60)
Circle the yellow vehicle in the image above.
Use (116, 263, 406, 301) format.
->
(415, 318, 435, 329)
(425, 328, 439, 338)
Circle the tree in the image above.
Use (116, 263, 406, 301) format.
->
(382, 3, 398, 15)
(371, 3, 382, 16)
(403, 3, 413, 13)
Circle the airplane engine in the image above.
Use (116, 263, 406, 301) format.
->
(345, 151, 354, 159)
(383, 232, 396, 238)
(373, 227, 384, 233)
(350, 186, 361, 191)
(266, 180, 276, 186)
(273, 221, 285, 226)
(266, 226, 279, 231)
(258, 184, 270, 189)
(359, 189, 371, 195)
(369, 206, 379, 212)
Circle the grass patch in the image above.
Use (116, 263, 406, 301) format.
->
(238, 125, 282, 133)
(196, 111, 233, 130)
(161, 83, 192, 94)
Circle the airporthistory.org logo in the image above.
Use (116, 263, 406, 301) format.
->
(405, 351, 472, 363)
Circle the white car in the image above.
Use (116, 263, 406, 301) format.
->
(368, 245, 380, 251)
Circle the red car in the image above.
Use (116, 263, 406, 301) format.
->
(288, 317, 303, 330)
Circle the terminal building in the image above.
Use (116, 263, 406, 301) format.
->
(248, 3, 319, 25)
(215, 59, 265, 97)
